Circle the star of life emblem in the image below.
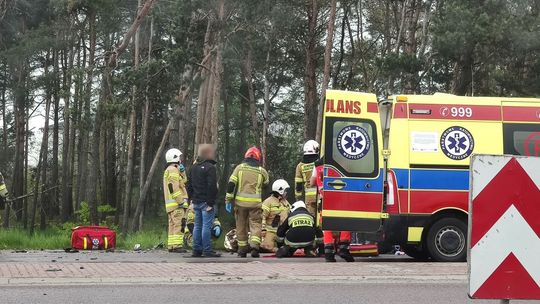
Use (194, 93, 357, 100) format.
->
(336, 125, 371, 160)
(440, 126, 474, 160)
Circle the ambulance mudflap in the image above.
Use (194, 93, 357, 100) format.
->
(321, 90, 385, 233)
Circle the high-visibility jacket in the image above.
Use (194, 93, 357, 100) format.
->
(163, 164, 188, 213)
(294, 162, 317, 202)
(276, 207, 323, 248)
(226, 161, 269, 208)
(0, 171, 8, 199)
(261, 195, 290, 233)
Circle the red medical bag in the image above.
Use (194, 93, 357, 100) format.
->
(71, 226, 116, 250)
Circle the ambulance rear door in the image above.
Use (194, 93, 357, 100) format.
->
(321, 90, 385, 232)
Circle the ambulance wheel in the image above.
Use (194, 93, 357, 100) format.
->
(426, 217, 467, 262)
(402, 245, 429, 261)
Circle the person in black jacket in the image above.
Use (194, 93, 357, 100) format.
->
(275, 201, 323, 258)
(187, 144, 221, 257)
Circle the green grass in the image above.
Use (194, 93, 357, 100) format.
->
(0, 227, 227, 251)
(0, 228, 71, 250)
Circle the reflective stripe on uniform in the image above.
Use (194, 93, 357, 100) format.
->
(165, 199, 179, 209)
(229, 175, 238, 182)
(237, 240, 248, 247)
(168, 234, 184, 246)
(305, 187, 317, 196)
(266, 227, 277, 233)
(0, 184, 6, 190)
(104, 236, 108, 249)
(171, 190, 183, 198)
(285, 239, 313, 247)
(250, 235, 261, 244)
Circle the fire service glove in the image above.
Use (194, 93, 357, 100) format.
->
(225, 201, 233, 213)
(178, 164, 185, 173)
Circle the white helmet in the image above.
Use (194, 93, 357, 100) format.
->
(165, 148, 182, 163)
(291, 200, 306, 213)
(272, 179, 290, 196)
(303, 140, 320, 155)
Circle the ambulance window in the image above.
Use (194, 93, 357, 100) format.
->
(503, 123, 540, 157)
(325, 118, 378, 178)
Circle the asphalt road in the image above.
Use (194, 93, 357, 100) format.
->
(2, 282, 537, 304)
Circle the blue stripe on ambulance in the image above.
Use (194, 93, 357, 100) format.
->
(392, 168, 469, 191)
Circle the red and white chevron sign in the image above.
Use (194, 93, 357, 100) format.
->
(468, 155, 540, 300)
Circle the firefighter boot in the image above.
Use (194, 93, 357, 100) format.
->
(251, 248, 260, 258)
(276, 245, 291, 258)
(324, 245, 337, 262)
(238, 246, 250, 258)
(337, 242, 355, 262)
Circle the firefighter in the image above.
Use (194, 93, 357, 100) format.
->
(260, 179, 291, 253)
(225, 147, 269, 258)
(163, 148, 189, 253)
(311, 159, 354, 262)
(275, 201, 323, 258)
(0, 171, 9, 211)
(184, 204, 195, 248)
(295, 140, 319, 216)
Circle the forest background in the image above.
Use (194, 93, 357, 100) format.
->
(0, 0, 538, 247)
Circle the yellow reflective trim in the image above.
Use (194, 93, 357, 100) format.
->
(83, 237, 87, 250)
(294, 178, 303, 182)
(166, 202, 179, 208)
(237, 240, 248, 246)
(407, 227, 424, 243)
(322, 210, 385, 219)
(235, 196, 261, 202)
(238, 170, 243, 189)
(256, 172, 262, 195)
(104, 236, 108, 249)
(171, 190, 183, 198)
(230, 175, 238, 182)
(261, 205, 270, 211)
(0, 184, 6, 190)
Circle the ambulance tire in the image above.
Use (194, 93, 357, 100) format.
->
(402, 245, 429, 261)
(426, 217, 467, 262)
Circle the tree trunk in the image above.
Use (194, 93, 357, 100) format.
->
(316, 0, 337, 142)
(242, 47, 259, 144)
(76, 9, 96, 210)
(61, 23, 76, 222)
(30, 82, 51, 235)
(122, 0, 143, 234)
(5, 52, 27, 227)
(304, 0, 319, 141)
(261, 47, 271, 167)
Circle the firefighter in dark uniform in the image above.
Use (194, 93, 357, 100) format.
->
(275, 201, 323, 258)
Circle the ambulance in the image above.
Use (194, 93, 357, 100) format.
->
(321, 90, 540, 262)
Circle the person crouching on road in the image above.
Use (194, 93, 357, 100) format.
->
(260, 179, 291, 253)
(187, 144, 221, 257)
(163, 148, 189, 253)
(225, 147, 269, 258)
(275, 201, 323, 258)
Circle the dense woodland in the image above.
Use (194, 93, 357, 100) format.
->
(0, 0, 539, 234)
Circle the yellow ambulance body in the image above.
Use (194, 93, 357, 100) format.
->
(321, 90, 540, 261)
